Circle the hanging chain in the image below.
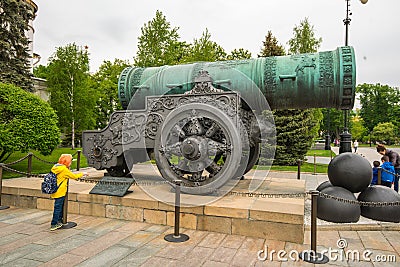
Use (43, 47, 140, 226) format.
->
(318, 191, 400, 207)
(31, 154, 57, 165)
(3, 154, 31, 166)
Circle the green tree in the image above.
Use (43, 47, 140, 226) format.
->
(258, 30, 286, 57)
(0, 0, 34, 91)
(321, 108, 344, 141)
(350, 115, 367, 142)
(33, 64, 49, 79)
(372, 122, 397, 145)
(46, 43, 97, 149)
(135, 10, 188, 67)
(287, 17, 322, 54)
(183, 29, 227, 63)
(227, 48, 251, 60)
(258, 26, 322, 165)
(91, 59, 130, 129)
(357, 83, 400, 134)
(0, 83, 60, 161)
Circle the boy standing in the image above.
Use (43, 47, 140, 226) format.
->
(379, 155, 395, 188)
(371, 160, 381, 185)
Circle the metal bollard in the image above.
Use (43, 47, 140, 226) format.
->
(313, 153, 317, 175)
(0, 164, 10, 210)
(297, 159, 302, 180)
(62, 179, 77, 229)
(164, 180, 189, 242)
(77, 150, 81, 171)
(299, 190, 329, 264)
(377, 167, 382, 185)
(27, 152, 33, 177)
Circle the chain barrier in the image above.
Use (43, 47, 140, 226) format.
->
(3, 154, 31, 166)
(318, 191, 400, 207)
(2, 163, 400, 205)
(31, 154, 57, 165)
(1, 164, 45, 178)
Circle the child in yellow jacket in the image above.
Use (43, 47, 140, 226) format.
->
(50, 154, 86, 231)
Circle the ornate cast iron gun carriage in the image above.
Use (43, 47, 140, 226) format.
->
(82, 47, 356, 194)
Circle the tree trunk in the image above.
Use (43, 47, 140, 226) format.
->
(71, 119, 75, 150)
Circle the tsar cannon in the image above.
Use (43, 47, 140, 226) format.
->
(82, 46, 356, 194)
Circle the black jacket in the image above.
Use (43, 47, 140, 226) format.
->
(386, 149, 400, 168)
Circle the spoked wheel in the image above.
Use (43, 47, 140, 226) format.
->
(155, 102, 248, 195)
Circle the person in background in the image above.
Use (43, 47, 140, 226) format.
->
(50, 154, 87, 231)
(376, 144, 400, 192)
(371, 160, 381, 185)
(353, 139, 359, 153)
(379, 155, 395, 188)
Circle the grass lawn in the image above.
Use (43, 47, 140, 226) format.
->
(306, 149, 336, 157)
(256, 162, 327, 174)
(1, 148, 87, 179)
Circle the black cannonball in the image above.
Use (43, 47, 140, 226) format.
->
(317, 186, 360, 223)
(316, 181, 332, 191)
(357, 185, 400, 223)
(328, 152, 372, 193)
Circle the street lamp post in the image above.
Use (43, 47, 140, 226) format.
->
(339, 0, 368, 154)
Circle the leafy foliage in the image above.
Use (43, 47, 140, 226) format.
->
(135, 10, 188, 67)
(227, 48, 251, 60)
(357, 83, 400, 132)
(258, 29, 322, 165)
(0, 0, 34, 91)
(0, 83, 60, 161)
(287, 17, 322, 54)
(182, 29, 227, 63)
(46, 43, 97, 148)
(91, 59, 130, 129)
(258, 31, 286, 57)
(372, 122, 397, 145)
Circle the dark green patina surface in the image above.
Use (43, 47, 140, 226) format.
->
(118, 46, 356, 110)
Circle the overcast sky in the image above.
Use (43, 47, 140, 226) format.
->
(33, 0, 400, 88)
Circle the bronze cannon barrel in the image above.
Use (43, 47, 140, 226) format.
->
(118, 46, 356, 110)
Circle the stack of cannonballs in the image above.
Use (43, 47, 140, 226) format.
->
(316, 152, 400, 223)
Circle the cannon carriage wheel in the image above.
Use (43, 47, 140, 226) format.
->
(154, 102, 248, 195)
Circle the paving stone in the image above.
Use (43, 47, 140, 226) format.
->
(78, 218, 126, 237)
(40, 253, 87, 267)
(202, 260, 231, 267)
(140, 256, 179, 267)
(3, 257, 42, 267)
(0, 232, 29, 246)
(118, 230, 159, 248)
(0, 231, 47, 254)
(75, 244, 134, 267)
(230, 248, 260, 267)
(0, 210, 50, 224)
(198, 232, 227, 248)
(209, 246, 237, 263)
(113, 245, 163, 267)
(24, 234, 92, 262)
(156, 242, 196, 260)
(0, 243, 46, 265)
(382, 231, 400, 255)
(358, 231, 396, 252)
(69, 230, 132, 258)
(176, 246, 214, 267)
(220, 234, 246, 249)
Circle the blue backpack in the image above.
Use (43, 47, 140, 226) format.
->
(41, 171, 59, 194)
